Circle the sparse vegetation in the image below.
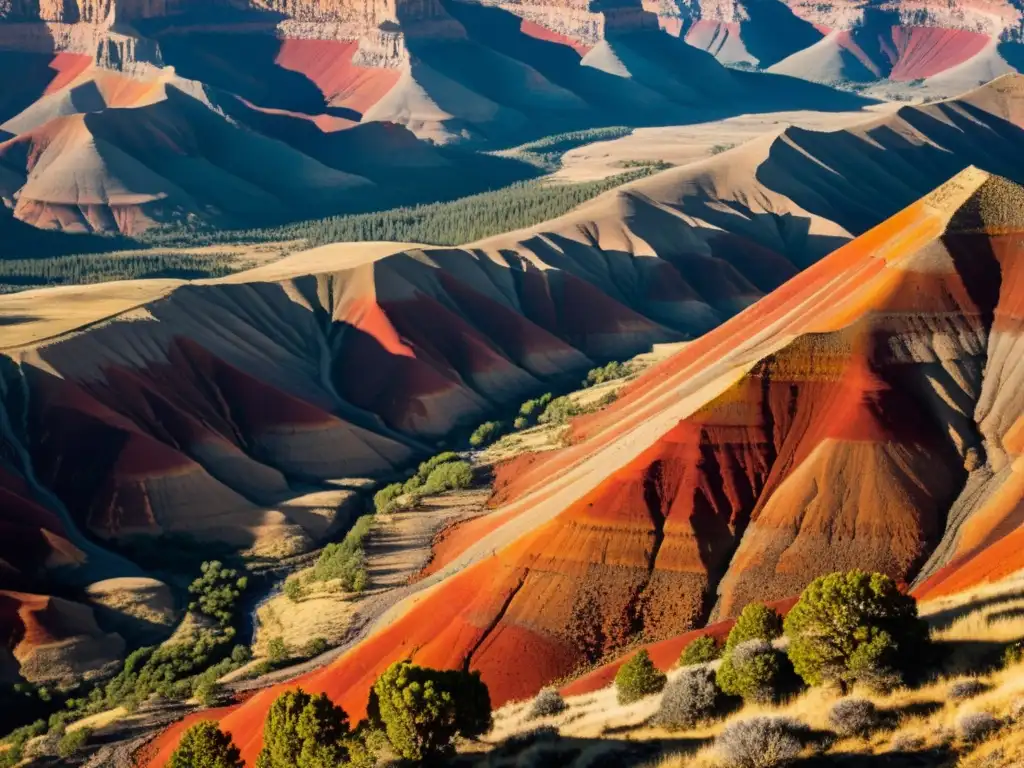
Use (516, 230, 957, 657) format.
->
(680, 635, 721, 666)
(267, 637, 289, 664)
(949, 679, 988, 700)
(0, 251, 239, 293)
(527, 689, 567, 720)
(169, 721, 244, 768)
(715, 716, 806, 768)
(311, 515, 374, 591)
(142, 170, 656, 251)
(655, 668, 721, 731)
(538, 395, 582, 425)
(56, 727, 91, 760)
(375, 451, 475, 514)
(470, 421, 505, 448)
(957, 712, 1001, 743)
(258, 689, 352, 768)
(784, 570, 928, 693)
(828, 698, 881, 737)
(616, 159, 675, 171)
(582, 360, 631, 388)
(717, 639, 787, 704)
(370, 660, 492, 761)
(489, 573, 1024, 768)
(283, 577, 302, 603)
(500, 127, 633, 171)
(614, 649, 667, 705)
(188, 560, 249, 626)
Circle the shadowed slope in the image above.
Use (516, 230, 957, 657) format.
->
(144, 167, 1024, 767)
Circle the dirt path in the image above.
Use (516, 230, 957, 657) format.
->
(227, 491, 488, 691)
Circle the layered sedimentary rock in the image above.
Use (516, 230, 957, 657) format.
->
(0, 591, 125, 686)
(6, 75, 1024, 554)
(499, 0, 1024, 80)
(145, 165, 1024, 767)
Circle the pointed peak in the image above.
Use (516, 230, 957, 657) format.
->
(918, 167, 1024, 235)
(948, 172, 1024, 235)
(921, 166, 991, 216)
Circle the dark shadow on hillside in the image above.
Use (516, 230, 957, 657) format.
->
(214, 97, 542, 209)
(755, 99, 1024, 241)
(427, 0, 876, 149)
(0, 209, 136, 260)
(0, 30, 71, 125)
(0, 315, 35, 326)
(735, 0, 822, 69)
(153, 27, 355, 118)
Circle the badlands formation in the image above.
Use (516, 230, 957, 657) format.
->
(4, 74, 1024, 692)
(140, 163, 1024, 767)
(5, 0, 1024, 235)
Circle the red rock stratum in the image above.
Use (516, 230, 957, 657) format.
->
(147, 166, 1024, 765)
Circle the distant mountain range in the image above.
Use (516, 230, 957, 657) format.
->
(3, 74, 1024, 692)
(5, 0, 1022, 237)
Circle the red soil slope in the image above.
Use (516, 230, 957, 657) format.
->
(148, 169, 1024, 766)
(828, 26, 992, 81)
(273, 39, 400, 116)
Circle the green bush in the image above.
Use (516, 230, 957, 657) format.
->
(583, 361, 631, 388)
(0, 719, 47, 768)
(716, 604, 787, 702)
(194, 678, 226, 707)
(784, 570, 928, 692)
(725, 603, 783, 653)
(369, 660, 492, 761)
(312, 515, 374, 591)
(140, 169, 655, 252)
(305, 638, 329, 658)
(373, 483, 404, 514)
(57, 727, 91, 759)
(614, 650, 666, 705)
(417, 452, 460, 479)
(90, 620, 245, 715)
(680, 636, 721, 666)
(257, 689, 351, 768)
(716, 640, 785, 703)
(538, 396, 581, 425)
(283, 578, 302, 603)
(266, 637, 288, 664)
(422, 461, 473, 493)
(469, 421, 504, 448)
(170, 721, 244, 768)
(517, 393, 554, 426)
(231, 645, 252, 665)
(188, 561, 249, 625)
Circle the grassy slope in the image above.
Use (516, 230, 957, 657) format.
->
(476, 573, 1024, 768)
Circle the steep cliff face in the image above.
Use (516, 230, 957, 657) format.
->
(0, 0, 177, 23)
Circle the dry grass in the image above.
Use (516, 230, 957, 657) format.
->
(481, 342, 689, 465)
(479, 571, 1024, 768)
